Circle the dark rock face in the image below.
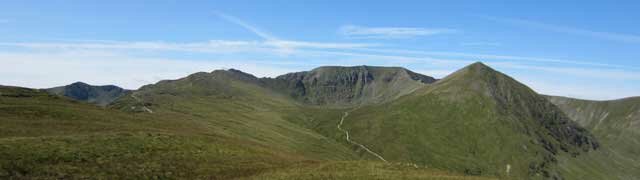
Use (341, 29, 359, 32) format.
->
(45, 82, 129, 106)
(271, 66, 436, 106)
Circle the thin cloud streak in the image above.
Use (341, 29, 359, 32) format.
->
(352, 47, 640, 70)
(4, 39, 637, 75)
(480, 15, 640, 43)
(0, 41, 272, 54)
(209, 12, 636, 71)
(339, 25, 457, 39)
(0, 51, 296, 89)
(215, 12, 278, 41)
(215, 12, 378, 54)
(0, 40, 375, 55)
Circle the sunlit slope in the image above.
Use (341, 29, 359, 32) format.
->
(334, 62, 598, 179)
(245, 161, 497, 180)
(0, 70, 485, 179)
(0, 86, 311, 179)
(547, 96, 640, 179)
(110, 69, 358, 160)
(5, 63, 634, 179)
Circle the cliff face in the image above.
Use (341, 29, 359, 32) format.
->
(272, 66, 436, 106)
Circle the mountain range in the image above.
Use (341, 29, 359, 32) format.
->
(0, 62, 638, 179)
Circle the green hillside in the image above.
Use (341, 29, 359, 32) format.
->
(0, 85, 316, 179)
(320, 62, 599, 179)
(1, 62, 638, 179)
(546, 96, 640, 179)
(0, 68, 489, 179)
(109, 69, 359, 160)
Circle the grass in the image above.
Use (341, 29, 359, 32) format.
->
(298, 63, 600, 179)
(0, 86, 308, 179)
(547, 96, 640, 179)
(2, 63, 635, 179)
(0, 72, 492, 179)
(245, 161, 497, 180)
(0, 132, 298, 179)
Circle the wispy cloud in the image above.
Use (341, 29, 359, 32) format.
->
(215, 12, 278, 41)
(0, 39, 375, 56)
(4, 40, 637, 72)
(0, 51, 296, 89)
(2, 41, 638, 99)
(352, 48, 640, 70)
(1, 12, 638, 100)
(339, 25, 457, 39)
(480, 15, 640, 43)
(0, 40, 266, 53)
(215, 12, 377, 54)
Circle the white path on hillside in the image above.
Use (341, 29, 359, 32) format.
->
(130, 93, 153, 113)
(337, 110, 387, 162)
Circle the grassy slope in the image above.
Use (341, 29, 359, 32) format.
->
(546, 96, 640, 179)
(6, 63, 629, 179)
(109, 70, 359, 161)
(312, 63, 599, 179)
(0, 86, 318, 179)
(246, 161, 496, 180)
(0, 70, 487, 179)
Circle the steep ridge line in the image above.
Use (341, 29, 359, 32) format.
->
(337, 109, 388, 162)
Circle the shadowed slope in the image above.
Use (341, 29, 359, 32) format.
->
(270, 66, 436, 106)
(45, 82, 129, 106)
(546, 96, 640, 179)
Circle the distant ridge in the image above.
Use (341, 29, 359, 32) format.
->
(45, 82, 129, 106)
(270, 65, 436, 106)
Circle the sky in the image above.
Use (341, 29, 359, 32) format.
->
(1, 0, 639, 100)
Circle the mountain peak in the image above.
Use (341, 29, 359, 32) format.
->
(273, 65, 435, 105)
(436, 62, 501, 85)
(457, 61, 494, 75)
(45, 82, 128, 106)
(468, 61, 489, 67)
(433, 62, 599, 153)
(69, 81, 90, 87)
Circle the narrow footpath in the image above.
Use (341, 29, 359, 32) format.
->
(337, 110, 387, 162)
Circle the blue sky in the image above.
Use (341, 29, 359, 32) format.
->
(1, 0, 639, 100)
